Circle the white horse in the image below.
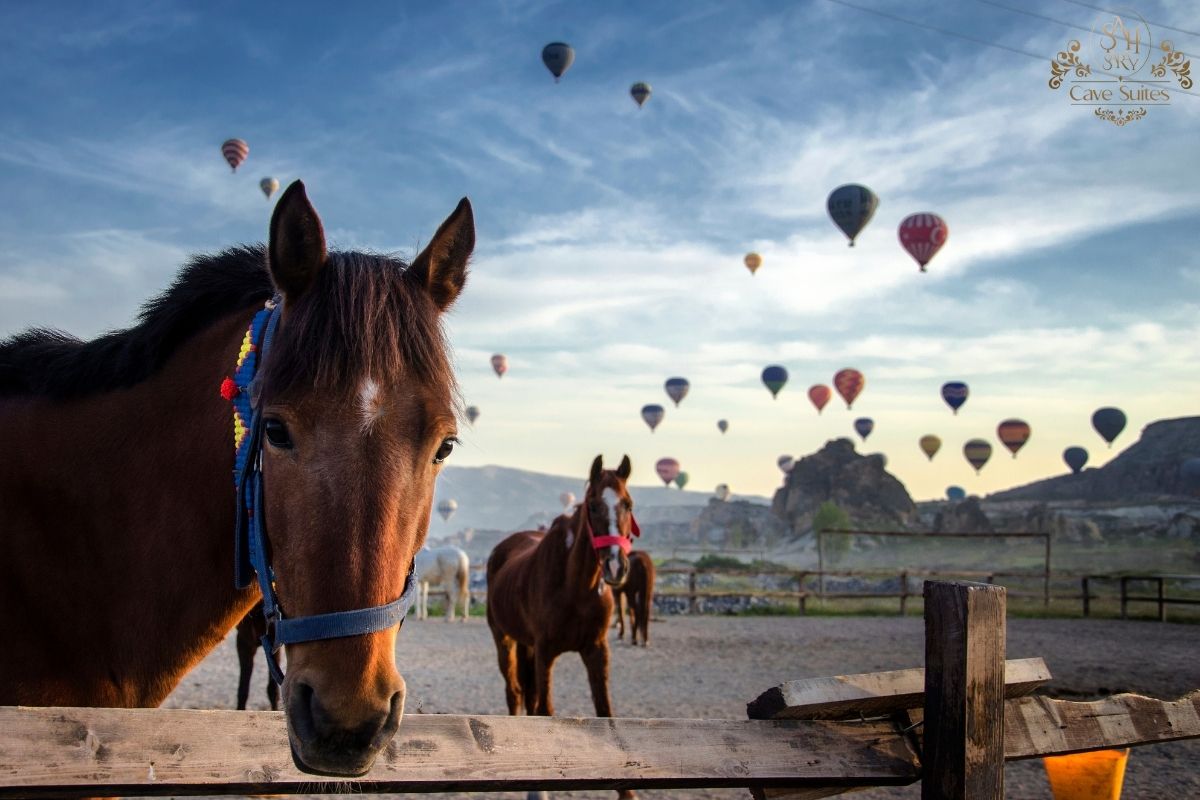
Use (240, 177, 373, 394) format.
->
(414, 545, 471, 621)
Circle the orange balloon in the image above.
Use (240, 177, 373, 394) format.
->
(833, 368, 864, 409)
(808, 384, 831, 414)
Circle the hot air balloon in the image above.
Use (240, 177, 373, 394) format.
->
(641, 404, 665, 432)
(946, 486, 966, 502)
(853, 417, 874, 441)
(1063, 446, 1088, 474)
(919, 434, 942, 461)
(259, 177, 279, 200)
(436, 498, 458, 522)
(1180, 458, 1200, 495)
(541, 42, 574, 81)
(630, 82, 652, 107)
(744, 252, 762, 275)
(221, 138, 249, 172)
(833, 368, 864, 409)
(997, 419, 1031, 457)
(941, 381, 969, 414)
(664, 377, 690, 407)
(714, 483, 730, 502)
(560, 491, 576, 511)
(1092, 407, 1127, 447)
(826, 184, 879, 247)
(762, 365, 788, 398)
(674, 471, 689, 490)
(808, 384, 832, 414)
(465, 405, 480, 425)
(717, 419, 729, 434)
(777, 455, 795, 474)
(963, 439, 992, 474)
(491, 354, 508, 378)
(898, 213, 948, 272)
(655, 458, 680, 486)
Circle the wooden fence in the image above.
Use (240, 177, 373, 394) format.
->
(654, 566, 1200, 621)
(1, 581, 1197, 799)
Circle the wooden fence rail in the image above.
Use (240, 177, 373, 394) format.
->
(2, 581, 1198, 798)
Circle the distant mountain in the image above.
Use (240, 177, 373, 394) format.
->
(986, 416, 1200, 504)
(429, 463, 768, 536)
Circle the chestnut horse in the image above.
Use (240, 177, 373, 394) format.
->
(0, 181, 473, 776)
(487, 454, 639, 755)
(613, 550, 655, 646)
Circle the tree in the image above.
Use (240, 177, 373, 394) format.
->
(813, 501, 852, 562)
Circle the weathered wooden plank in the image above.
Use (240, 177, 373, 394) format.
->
(922, 580, 1006, 800)
(747, 658, 1049, 721)
(0, 707, 919, 798)
(1004, 691, 1200, 759)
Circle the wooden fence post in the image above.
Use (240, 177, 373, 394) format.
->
(1043, 534, 1051, 608)
(687, 569, 698, 614)
(817, 532, 826, 598)
(899, 570, 909, 616)
(922, 580, 1007, 800)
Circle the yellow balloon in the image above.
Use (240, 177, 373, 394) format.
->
(919, 434, 942, 461)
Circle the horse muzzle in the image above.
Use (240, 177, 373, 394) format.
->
(600, 546, 631, 588)
(284, 673, 406, 776)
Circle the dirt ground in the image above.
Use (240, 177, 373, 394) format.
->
(164, 615, 1200, 800)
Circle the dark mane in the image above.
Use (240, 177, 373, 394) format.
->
(0, 246, 453, 400)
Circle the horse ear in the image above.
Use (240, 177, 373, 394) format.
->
(408, 198, 474, 311)
(589, 455, 604, 485)
(616, 455, 632, 481)
(268, 180, 327, 300)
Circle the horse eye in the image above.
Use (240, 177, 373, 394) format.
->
(263, 418, 292, 449)
(433, 438, 456, 464)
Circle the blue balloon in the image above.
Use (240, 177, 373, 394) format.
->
(1063, 446, 1089, 474)
(664, 377, 690, 407)
(641, 404, 665, 432)
(853, 417, 874, 441)
(762, 365, 788, 398)
(1091, 407, 1127, 447)
(946, 486, 966, 502)
(941, 381, 969, 414)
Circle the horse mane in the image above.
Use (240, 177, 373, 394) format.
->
(0, 246, 454, 400)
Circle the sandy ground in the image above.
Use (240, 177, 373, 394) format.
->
(164, 615, 1200, 800)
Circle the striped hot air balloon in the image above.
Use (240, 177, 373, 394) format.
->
(641, 404, 665, 432)
(997, 419, 1031, 457)
(808, 384, 832, 414)
(833, 368, 864, 409)
(655, 457, 681, 486)
(664, 377, 690, 407)
(436, 498, 458, 522)
(963, 439, 993, 474)
(221, 138, 249, 172)
(898, 212, 948, 272)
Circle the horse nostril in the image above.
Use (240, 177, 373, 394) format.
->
(290, 682, 318, 742)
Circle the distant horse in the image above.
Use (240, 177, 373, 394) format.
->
(414, 545, 471, 621)
(0, 181, 474, 777)
(613, 550, 655, 646)
(487, 456, 637, 749)
(235, 601, 281, 710)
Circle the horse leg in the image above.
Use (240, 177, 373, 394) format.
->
(457, 567, 470, 622)
(493, 638, 523, 715)
(517, 645, 537, 716)
(533, 642, 557, 716)
(235, 623, 256, 711)
(614, 591, 625, 639)
(636, 589, 649, 647)
(629, 592, 640, 645)
(578, 641, 613, 717)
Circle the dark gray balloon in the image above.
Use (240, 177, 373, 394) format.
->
(542, 42, 575, 81)
(826, 184, 879, 247)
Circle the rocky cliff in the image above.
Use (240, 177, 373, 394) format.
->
(771, 438, 917, 535)
(986, 416, 1200, 503)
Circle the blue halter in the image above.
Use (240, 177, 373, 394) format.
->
(230, 298, 416, 685)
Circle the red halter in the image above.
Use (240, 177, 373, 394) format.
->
(580, 491, 640, 554)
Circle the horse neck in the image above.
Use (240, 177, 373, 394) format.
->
(561, 504, 602, 594)
(0, 308, 259, 706)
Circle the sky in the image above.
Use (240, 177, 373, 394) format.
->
(1, 0, 1198, 502)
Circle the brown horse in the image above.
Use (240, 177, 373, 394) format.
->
(486, 455, 636, 720)
(0, 181, 473, 776)
(236, 602, 281, 710)
(613, 550, 655, 646)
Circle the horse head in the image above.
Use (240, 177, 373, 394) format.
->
(583, 454, 637, 588)
(257, 182, 472, 776)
